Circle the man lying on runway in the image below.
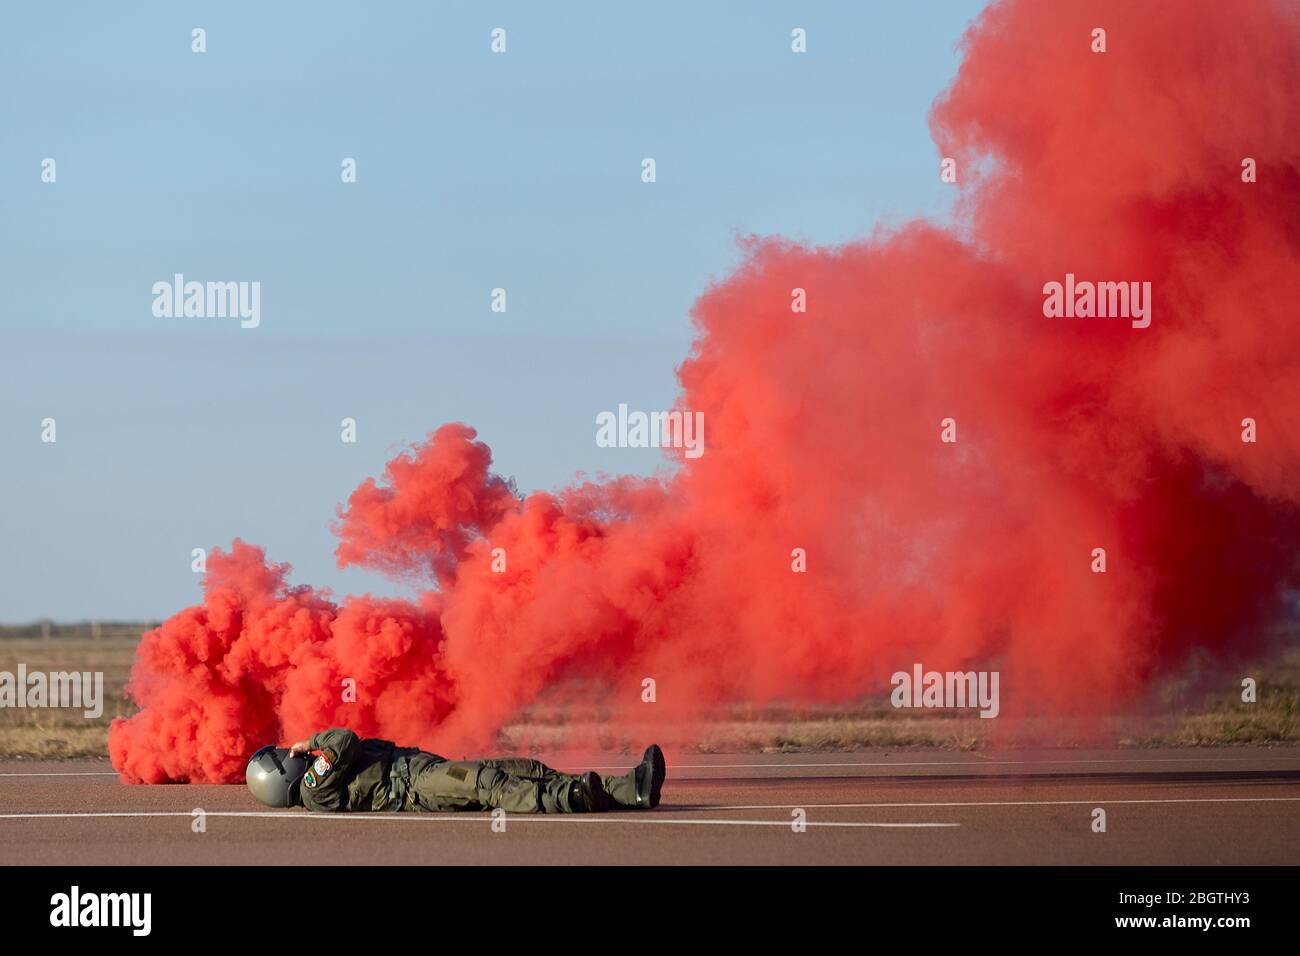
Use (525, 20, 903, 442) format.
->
(245, 727, 666, 814)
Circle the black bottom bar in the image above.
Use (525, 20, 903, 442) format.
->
(2, 866, 1289, 942)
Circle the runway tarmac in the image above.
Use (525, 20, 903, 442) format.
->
(1, 748, 1297, 864)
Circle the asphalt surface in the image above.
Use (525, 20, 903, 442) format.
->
(1, 748, 1298, 864)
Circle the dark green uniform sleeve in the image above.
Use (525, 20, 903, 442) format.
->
(299, 728, 361, 813)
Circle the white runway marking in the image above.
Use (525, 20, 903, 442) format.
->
(634, 756, 1300, 770)
(712, 796, 1300, 810)
(0, 811, 956, 829)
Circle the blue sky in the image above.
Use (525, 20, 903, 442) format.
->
(0, 1, 986, 620)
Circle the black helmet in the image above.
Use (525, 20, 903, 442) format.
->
(246, 745, 308, 808)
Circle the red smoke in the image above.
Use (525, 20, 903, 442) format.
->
(110, 0, 1300, 783)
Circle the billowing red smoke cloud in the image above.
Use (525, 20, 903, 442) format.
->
(110, 0, 1300, 783)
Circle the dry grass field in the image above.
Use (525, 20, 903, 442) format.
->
(0, 623, 1296, 759)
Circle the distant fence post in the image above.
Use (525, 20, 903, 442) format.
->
(91, 621, 102, 640)
(40, 619, 51, 641)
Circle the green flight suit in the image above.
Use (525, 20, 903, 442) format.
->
(297, 727, 641, 814)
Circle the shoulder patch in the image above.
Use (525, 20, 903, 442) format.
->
(302, 749, 334, 790)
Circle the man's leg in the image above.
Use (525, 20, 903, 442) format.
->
(599, 746, 666, 810)
(478, 757, 557, 779)
(600, 770, 639, 809)
(410, 759, 597, 813)
(477, 756, 636, 811)
(477, 757, 610, 812)
(478, 750, 665, 811)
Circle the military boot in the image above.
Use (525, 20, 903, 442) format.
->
(632, 744, 666, 809)
(597, 744, 667, 809)
(565, 771, 610, 813)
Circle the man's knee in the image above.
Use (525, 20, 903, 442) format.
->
(480, 757, 551, 778)
(474, 764, 507, 801)
(475, 765, 546, 813)
(411, 760, 482, 811)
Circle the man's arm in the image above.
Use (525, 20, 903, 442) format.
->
(287, 728, 360, 762)
(290, 728, 362, 812)
(306, 728, 360, 764)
